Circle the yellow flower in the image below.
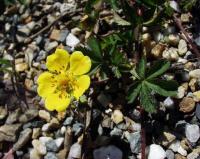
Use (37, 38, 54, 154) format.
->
(37, 49, 91, 112)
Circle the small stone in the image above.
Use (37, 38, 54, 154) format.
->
(66, 33, 80, 48)
(178, 39, 187, 56)
(93, 145, 123, 159)
(60, 126, 66, 135)
(18, 25, 31, 36)
(55, 138, 64, 149)
(177, 146, 187, 156)
(193, 91, 200, 102)
(44, 152, 58, 159)
(151, 43, 165, 58)
(30, 149, 41, 159)
(195, 104, 200, 120)
(59, 29, 69, 42)
(185, 124, 200, 143)
(6, 108, 21, 124)
(39, 110, 51, 122)
(13, 128, 32, 151)
(63, 116, 73, 126)
(72, 122, 83, 136)
(110, 127, 123, 136)
(153, 32, 164, 42)
(0, 123, 22, 142)
(148, 144, 166, 159)
(45, 41, 58, 52)
(39, 136, 53, 145)
(111, 110, 124, 124)
(46, 140, 59, 152)
(56, 148, 68, 159)
(71, 27, 81, 36)
(166, 149, 175, 159)
(19, 109, 38, 123)
(189, 69, 200, 79)
(162, 132, 176, 146)
(50, 29, 61, 41)
(129, 132, 141, 154)
(181, 14, 190, 23)
(189, 78, 197, 92)
(187, 152, 199, 159)
(68, 143, 81, 159)
(163, 97, 174, 109)
(32, 128, 41, 139)
(175, 154, 186, 159)
(163, 48, 179, 61)
(15, 63, 28, 72)
(168, 34, 180, 46)
(179, 97, 195, 113)
(176, 85, 186, 99)
(169, 140, 181, 152)
(32, 139, 47, 155)
(169, 1, 180, 12)
(0, 107, 7, 120)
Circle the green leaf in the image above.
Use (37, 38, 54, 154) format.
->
(0, 59, 11, 66)
(113, 12, 131, 26)
(112, 66, 122, 78)
(85, 0, 101, 13)
(147, 60, 170, 79)
(145, 81, 177, 97)
(140, 83, 157, 113)
(87, 37, 103, 61)
(136, 57, 146, 79)
(127, 83, 141, 103)
(109, 0, 119, 10)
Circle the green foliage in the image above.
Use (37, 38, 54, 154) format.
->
(180, 0, 197, 12)
(76, 34, 130, 79)
(127, 57, 178, 113)
(0, 58, 12, 73)
(4, 0, 26, 5)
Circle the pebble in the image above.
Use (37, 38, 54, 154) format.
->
(162, 132, 176, 146)
(32, 128, 41, 139)
(129, 132, 141, 154)
(93, 145, 123, 159)
(0, 107, 7, 120)
(68, 143, 82, 159)
(39, 110, 51, 122)
(187, 152, 199, 159)
(179, 97, 195, 113)
(169, 140, 181, 152)
(30, 149, 41, 159)
(44, 152, 58, 159)
(148, 144, 166, 159)
(110, 127, 123, 136)
(45, 41, 58, 52)
(195, 103, 200, 120)
(19, 109, 38, 123)
(72, 122, 83, 136)
(5, 109, 21, 124)
(185, 124, 200, 143)
(55, 138, 64, 149)
(168, 34, 180, 46)
(0, 123, 22, 142)
(111, 110, 124, 124)
(166, 149, 175, 159)
(63, 116, 73, 126)
(163, 97, 174, 109)
(178, 39, 187, 56)
(175, 154, 186, 159)
(15, 63, 28, 72)
(176, 85, 186, 99)
(169, 0, 180, 12)
(46, 140, 59, 152)
(151, 43, 165, 58)
(13, 128, 32, 151)
(189, 69, 200, 79)
(32, 139, 47, 155)
(66, 33, 80, 49)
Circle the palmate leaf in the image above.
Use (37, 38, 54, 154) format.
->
(145, 80, 177, 97)
(147, 60, 170, 80)
(127, 82, 141, 103)
(140, 82, 157, 113)
(136, 56, 146, 79)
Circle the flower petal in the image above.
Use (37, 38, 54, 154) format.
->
(70, 51, 91, 75)
(37, 72, 56, 98)
(46, 49, 70, 73)
(45, 93, 71, 112)
(73, 75, 90, 99)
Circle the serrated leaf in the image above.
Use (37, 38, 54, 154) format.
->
(113, 12, 131, 26)
(147, 60, 170, 79)
(127, 83, 141, 103)
(145, 80, 177, 97)
(140, 83, 157, 113)
(136, 57, 146, 79)
(149, 79, 178, 91)
(0, 59, 11, 66)
(112, 66, 121, 78)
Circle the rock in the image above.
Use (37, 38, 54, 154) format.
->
(0, 123, 22, 142)
(111, 110, 124, 124)
(97, 92, 111, 107)
(46, 140, 59, 152)
(153, 32, 164, 42)
(177, 146, 187, 156)
(189, 78, 197, 92)
(187, 152, 199, 159)
(176, 85, 186, 99)
(39, 136, 53, 145)
(162, 132, 176, 146)
(151, 43, 165, 58)
(66, 33, 80, 49)
(128, 132, 141, 154)
(71, 27, 81, 36)
(19, 109, 38, 123)
(163, 97, 174, 109)
(30, 149, 42, 159)
(68, 143, 81, 159)
(175, 154, 186, 159)
(60, 126, 66, 135)
(166, 149, 175, 159)
(168, 34, 180, 46)
(44, 152, 58, 159)
(169, 1, 180, 12)
(39, 110, 51, 122)
(18, 25, 31, 36)
(185, 124, 200, 143)
(110, 127, 123, 136)
(32, 128, 41, 139)
(60, 2, 77, 13)
(195, 104, 200, 120)
(163, 47, 179, 61)
(50, 29, 61, 41)
(179, 97, 195, 113)
(45, 41, 58, 52)
(181, 14, 190, 23)
(189, 69, 200, 79)
(193, 91, 200, 102)
(15, 63, 28, 72)
(55, 138, 64, 149)
(72, 122, 83, 136)
(178, 39, 187, 56)
(32, 139, 47, 155)
(0, 107, 7, 120)
(59, 29, 69, 42)
(63, 116, 73, 126)
(148, 144, 166, 159)
(6, 108, 21, 124)
(13, 128, 32, 151)
(169, 140, 181, 152)
(93, 145, 123, 159)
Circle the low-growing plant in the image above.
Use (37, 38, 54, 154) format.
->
(127, 57, 178, 113)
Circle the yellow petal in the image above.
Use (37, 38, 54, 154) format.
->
(70, 51, 91, 75)
(46, 49, 70, 73)
(37, 72, 56, 98)
(45, 93, 71, 112)
(73, 75, 90, 99)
